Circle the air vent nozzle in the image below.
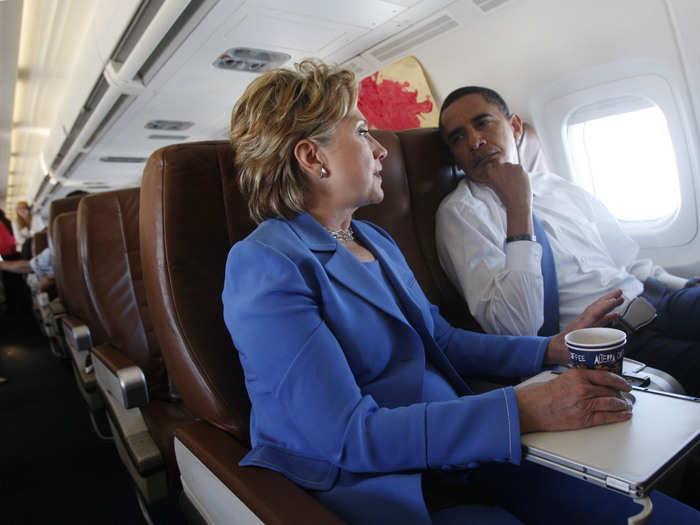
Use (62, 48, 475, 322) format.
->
(213, 47, 291, 73)
(99, 156, 148, 163)
(473, 0, 511, 13)
(148, 134, 188, 140)
(145, 120, 193, 131)
(368, 14, 459, 64)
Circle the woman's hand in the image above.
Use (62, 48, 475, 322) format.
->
(515, 368, 633, 433)
(544, 289, 624, 365)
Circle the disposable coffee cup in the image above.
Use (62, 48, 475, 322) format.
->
(565, 327, 626, 375)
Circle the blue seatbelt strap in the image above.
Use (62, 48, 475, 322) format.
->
(533, 213, 560, 336)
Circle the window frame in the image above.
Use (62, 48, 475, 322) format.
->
(531, 66, 697, 249)
(566, 97, 682, 225)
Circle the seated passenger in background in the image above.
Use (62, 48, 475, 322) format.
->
(435, 86, 700, 397)
(0, 209, 18, 314)
(0, 246, 54, 293)
(222, 60, 698, 525)
(0, 209, 17, 258)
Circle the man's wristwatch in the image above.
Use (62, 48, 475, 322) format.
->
(505, 234, 536, 243)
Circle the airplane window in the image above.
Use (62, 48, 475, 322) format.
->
(566, 99, 681, 223)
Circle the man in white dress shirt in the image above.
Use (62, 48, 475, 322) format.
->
(435, 86, 700, 396)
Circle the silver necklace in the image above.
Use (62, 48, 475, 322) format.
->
(326, 226, 355, 243)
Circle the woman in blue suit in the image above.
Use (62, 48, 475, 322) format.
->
(223, 60, 699, 524)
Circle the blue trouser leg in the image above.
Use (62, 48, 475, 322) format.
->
(467, 460, 700, 524)
(626, 286, 700, 396)
(655, 285, 700, 340)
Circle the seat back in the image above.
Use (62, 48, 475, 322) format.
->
(78, 188, 168, 398)
(357, 128, 480, 331)
(141, 141, 252, 441)
(52, 212, 108, 346)
(48, 196, 83, 253)
(519, 122, 550, 174)
(31, 229, 48, 257)
(355, 130, 442, 307)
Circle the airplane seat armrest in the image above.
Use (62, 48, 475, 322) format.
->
(48, 296, 66, 316)
(61, 315, 92, 353)
(37, 292, 50, 307)
(175, 422, 345, 525)
(92, 344, 149, 409)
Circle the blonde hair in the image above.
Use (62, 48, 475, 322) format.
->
(16, 201, 31, 230)
(230, 59, 357, 223)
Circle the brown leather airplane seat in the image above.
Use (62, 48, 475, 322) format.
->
(139, 126, 492, 522)
(48, 195, 83, 252)
(31, 229, 48, 257)
(519, 122, 551, 174)
(141, 141, 345, 524)
(356, 128, 481, 331)
(52, 211, 109, 417)
(35, 196, 84, 352)
(77, 187, 192, 505)
(28, 229, 49, 324)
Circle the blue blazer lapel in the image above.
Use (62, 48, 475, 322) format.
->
(353, 221, 430, 332)
(325, 249, 409, 324)
(288, 214, 408, 325)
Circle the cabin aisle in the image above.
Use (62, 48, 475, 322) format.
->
(0, 312, 175, 524)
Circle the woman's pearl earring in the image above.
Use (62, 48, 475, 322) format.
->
(320, 167, 328, 179)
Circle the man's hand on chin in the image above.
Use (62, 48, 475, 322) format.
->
(477, 162, 532, 214)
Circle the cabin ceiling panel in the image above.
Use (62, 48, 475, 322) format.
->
(323, 0, 455, 66)
(229, 11, 354, 53)
(414, 0, 682, 120)
(47, 1, 139, 159)
(94, 0, 144, 63)
(253, 0, 408, 29)
(9, 0, 141, 208)
(16, 1, 101, 159)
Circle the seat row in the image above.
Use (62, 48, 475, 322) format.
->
(39, 123, 675, 524)
(36, 126, 479, 523)
(133, 126, 542, 523)
(35, 189, 192, 515)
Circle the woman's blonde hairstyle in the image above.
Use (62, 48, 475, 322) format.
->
(230, 59, 357, 223)
(15, 201, 31, 230)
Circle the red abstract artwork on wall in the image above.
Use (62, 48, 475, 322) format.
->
(358, 57, 438, 131)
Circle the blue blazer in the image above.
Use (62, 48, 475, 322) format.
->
(223, 213, 549, 524)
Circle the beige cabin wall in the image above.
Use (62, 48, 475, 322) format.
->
(407, 0, 684, 121)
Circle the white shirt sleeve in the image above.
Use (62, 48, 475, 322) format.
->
(436, 191, 544, 336)
(627, 260, 689, 291)
(584, 190, 688, 291)
(29, 247, 53, 278)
